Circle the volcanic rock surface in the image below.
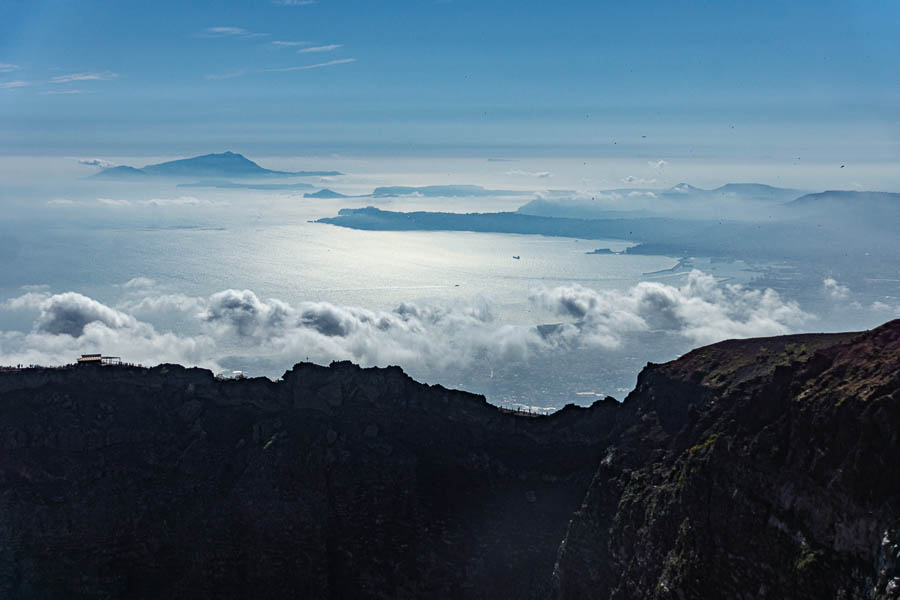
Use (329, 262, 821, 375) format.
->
(0, 320, 897, 599)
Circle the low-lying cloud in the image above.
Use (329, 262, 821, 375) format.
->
(87, 196, 215, 208)
(1, 292, 214, 370)
(823, 277, 850, 300)
(33, 292, 137, 336)
(531, 270, 812, 347)
(506, 169, 552, 178)
(0, 271, 814, 376)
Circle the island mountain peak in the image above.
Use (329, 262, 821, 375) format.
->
(90, 151, 342, 179)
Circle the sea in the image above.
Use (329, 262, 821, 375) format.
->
(1, 156, 886, 410)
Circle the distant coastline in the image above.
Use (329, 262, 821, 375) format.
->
(314, 206, 868, 264)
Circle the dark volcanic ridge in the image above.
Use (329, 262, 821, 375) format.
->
(0, 320, 898, 599)
(91, 152, 343, 179)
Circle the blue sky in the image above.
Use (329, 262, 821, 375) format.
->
(1, 0, 898, 158)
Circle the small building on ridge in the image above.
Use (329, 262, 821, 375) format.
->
(76, 354, 122, 366)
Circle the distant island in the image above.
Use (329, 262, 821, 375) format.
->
(518, 182, 807, 221)
(91, 151, 343, 179)
(301, 185, 527, 199)
(784, 190, 900, 222)
(304, 188, 353, 199)
(585, 248, 618, 255)
(313, 201, 897, 269)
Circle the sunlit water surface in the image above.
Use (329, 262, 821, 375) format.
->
(1, 158, 890, 410)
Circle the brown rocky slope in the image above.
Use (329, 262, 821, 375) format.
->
(0, 320, 897, 598)
(552, 320, 900, 599)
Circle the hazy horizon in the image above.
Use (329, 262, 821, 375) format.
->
(2, 1, 899, 162)
(3, 154, 900, 194)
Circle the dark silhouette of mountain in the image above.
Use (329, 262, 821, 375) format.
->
(787, 190, 900, 212)
(518, 182, 804, 221)
(712, 182, 803, 200)
(664, 182, 801, 199)
(304, 188, 351, 198)
(91, 165, 150, 179)
(667, 182, 703, 193)
(552, 320, 900, 599)
(0, 321, 897, 598)
(91, 152, 342, 179)
(784, 190, 900, 232)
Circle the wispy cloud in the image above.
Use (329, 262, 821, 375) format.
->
(97, 198, 131, 207)
(50, 71, 118, 83)
(267, 58, 356, 72)
(298, 44, 342, 53)
(272, 40, 310, 47)
(139, 196, 214, 207)
(205, 70, 246, 80)
(0, 63, 20, 73)
(123, 277, 156, 289)
(200, 26, 268, 39)
(823, 278, 850, 300)
(39, 89, 88, 95)
(0, 80, 29, 89)
(78, 158, 117, 168)
(273, 0, 317, 5)
(622, 175, 656, 185)
(206, 26, 245, 35)
(506, 169, 552, 178)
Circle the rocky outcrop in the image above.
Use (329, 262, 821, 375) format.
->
(0, 320, 898, 599)
(552, 322, 900, 599)
(0, 361, 615, 599)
